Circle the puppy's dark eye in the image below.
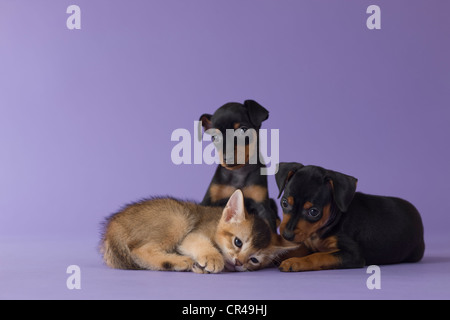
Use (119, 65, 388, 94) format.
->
(250, 257, 259, 264)
(308, 208, 320, 217)
(212, 135, 221, 144)
(237, 127, 248, 135)
(234, 237, 243, 248)
(281, 198, 289, 208)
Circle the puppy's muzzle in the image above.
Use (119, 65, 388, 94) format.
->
(282, 229, 295, 241)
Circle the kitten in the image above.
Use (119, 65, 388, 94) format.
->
(101, 190, 297, 273)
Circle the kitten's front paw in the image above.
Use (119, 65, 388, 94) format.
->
(192, 262, 206, 274)
(176, 257, 195, 271)
(193, 254, 224, 274)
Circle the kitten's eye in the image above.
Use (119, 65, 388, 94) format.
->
(234, 237, 243, 248)
(281, 198, 289, 208)
(250, 257, 259, 264)
(308, 207, 320, 217)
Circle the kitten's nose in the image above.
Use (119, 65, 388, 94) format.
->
(234, 259, 243, 267)
(282, 230, 295, 241)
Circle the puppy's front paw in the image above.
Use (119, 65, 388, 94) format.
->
(193, 254, 224, 274)
(279, 258, 305, 272)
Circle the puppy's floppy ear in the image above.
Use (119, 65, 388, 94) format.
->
(275, 162, 304, 199)
(326, 170, 358, 212)
(244, 100, 269, 128)
(198, 113, 213, 142)
(199, 113, 213, 130)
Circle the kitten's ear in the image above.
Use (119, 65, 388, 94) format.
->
(222, 189, 247, 223)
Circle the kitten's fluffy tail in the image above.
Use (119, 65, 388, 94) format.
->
(100, 221, 141, 270)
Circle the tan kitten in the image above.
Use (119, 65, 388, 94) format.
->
(101, 190, 297, 273)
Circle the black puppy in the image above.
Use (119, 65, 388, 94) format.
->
(275, 162, 425, 272)
(199, 100, 280, 233)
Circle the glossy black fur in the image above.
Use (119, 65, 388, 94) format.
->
(276, 163, 425, 267)
(199, 100, 279, 232)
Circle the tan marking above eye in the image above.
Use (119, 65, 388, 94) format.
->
(287, 196, 294, 206)
(303, 201, 314, 210)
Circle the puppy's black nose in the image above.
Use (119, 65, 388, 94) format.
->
(282, 230, 295, 241)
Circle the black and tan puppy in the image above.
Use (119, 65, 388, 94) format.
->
(275, 162, 425, 272)
(199, 100, 280, 233)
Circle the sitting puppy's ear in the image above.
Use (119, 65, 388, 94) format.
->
(198, 113, 213, 142)
(244, 100, 269, 128)
(199, 113, 213, 130)
(326, 170, 358, 212)
(275, 162, 304, 199)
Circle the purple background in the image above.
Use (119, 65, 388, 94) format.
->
(1, 0, 450, 300)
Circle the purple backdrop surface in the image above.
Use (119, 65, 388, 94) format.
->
(1, 0, 449, 299)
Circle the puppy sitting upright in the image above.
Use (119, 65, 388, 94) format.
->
(199, 100, 279, 233)
(275, 162, 425, 272)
